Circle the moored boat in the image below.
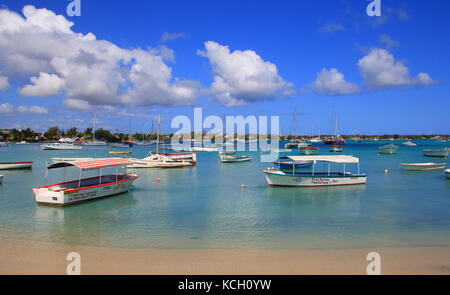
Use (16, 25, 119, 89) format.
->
(33, 158, 138, 206)
(300, 146, 320, 155)
(219, 154, 251, 163)
(109, 151, 132, 155)
(402, 140, 417, 147)
(423, 148, 449, 158)
(129, 152, 195, 168)
(400, 163, 446, 171)
(263, 155, 366, 187)
(379, 143, 398, 154)
(0, 161, 33, 170)
(41, 143, 82, 150)
(329, 145, 343, 152)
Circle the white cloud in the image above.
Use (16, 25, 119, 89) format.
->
(0, 102, 48, 115)
(318, 23, 345, 33)
(198, 41, 294, 106)
(379, 34, 399, 49)
(17, 105, 48, 114)
(311, 68, 359, 96)
(0, 102, 14, 114)
(0, 74, 9, 90)
(358, 48, 434, 88)
(19, 72, 65, 96)
(0, 5, 199, 109)
(160, 32, 186, 43)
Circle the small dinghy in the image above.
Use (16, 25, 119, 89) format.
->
(329, 145, 343, 152)
(400, 163, 446, 171)
(0, 162, 33, 170)
(109, 151, 132, 155)
(379, 143, 398, 154)
(300, 146, 320, 155)
(423, 149, 449, 158)
(219, 154, 251, 163)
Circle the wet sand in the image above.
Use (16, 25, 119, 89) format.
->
(1, 238, 449, 275)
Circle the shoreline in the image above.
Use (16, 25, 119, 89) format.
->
(1, 238, 449, 275)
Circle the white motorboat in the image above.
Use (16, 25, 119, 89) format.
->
(33, 158, 138, 206)
(0, 175, 3, 184)
(263, 155, 366, 187)
(379, 143, 398, 154)
(445, 169, 450, 179)
(41, 143, 82, 150)
(400, 163, 446, 171)
(309, 137, 321, 143)
(0, 161, 33, 170)
(402, 140, 417, 147)
(16, 141, 29, 145)
(219, 154, 251, 163)
(423, 149, 449, 158)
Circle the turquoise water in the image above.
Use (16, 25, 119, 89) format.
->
(0, 141, 449, 250)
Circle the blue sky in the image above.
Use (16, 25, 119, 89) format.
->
(0, 0, 449, 135)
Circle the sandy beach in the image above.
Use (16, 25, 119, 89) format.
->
(1, 238, 449, 275)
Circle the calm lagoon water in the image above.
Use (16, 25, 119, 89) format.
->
(0, 140, 449, 250)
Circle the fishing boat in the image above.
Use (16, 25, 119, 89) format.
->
(109, 151, 132, 155)
(41, 143, 82, 150)
(273, 157, 313, 170)
(400, 163, 446, 171)
(379, 143, 398, 154)
(300, 146, 320, 155)
(402, 140, 417, 147)
(219, 154, 251, 163)
(32, 158, 138, 206)
(330, 145, 343, 152)
(445, 169, 450, 179)
(423, 148, 449, 158)
(0, 161, 33, 170)
(263, 155, 366, 187)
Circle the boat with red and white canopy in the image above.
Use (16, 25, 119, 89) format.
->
(33, 158, 138, 206)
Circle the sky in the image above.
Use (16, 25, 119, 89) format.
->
(0, 0, 449, 135)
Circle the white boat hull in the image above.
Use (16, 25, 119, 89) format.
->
(220, 155, 251, 162)
(263, 170, 367, 187)
(0, 162, 33, 170)
(41, 144, 82, 150)
(401, 163, 446, 171)
(33, 174, 137, 206)
(423, 150, 449, 157)
(445, 169, 450, 179)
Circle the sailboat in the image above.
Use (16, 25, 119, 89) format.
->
(323, 113, 345, 145)
(129, 115, 196, 168)
(84, 114, 108, 146)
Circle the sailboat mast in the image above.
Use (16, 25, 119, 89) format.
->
(92, 113, 96, 142)
(156, 115, 161, 153)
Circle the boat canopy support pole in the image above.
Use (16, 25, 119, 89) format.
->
(312, 161, 315, 176)
(358, 163, 360, 174)
(99, 169, 102, 185)
(328, 163, 330, 176)
(343, 164, 346, 174)
(78, 169, 83, 188)
(44, 162, 48, 185)
(116, 167, 118, 182)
